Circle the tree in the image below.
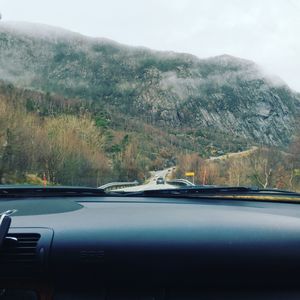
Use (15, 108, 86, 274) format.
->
(286, 134, 300, 190)
(248, 148, 285, 188)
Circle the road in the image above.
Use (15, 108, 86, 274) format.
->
(116, 168, 178, 192)
(208, 146, 258, 161)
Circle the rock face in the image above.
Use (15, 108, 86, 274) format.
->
(0, 21, 299, 147)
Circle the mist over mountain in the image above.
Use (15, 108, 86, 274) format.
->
(0, 21, 299, 151)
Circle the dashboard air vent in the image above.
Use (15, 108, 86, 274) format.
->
(0, 233, 41, 264)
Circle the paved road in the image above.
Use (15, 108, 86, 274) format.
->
(117, 168, 178, 192)
(208, 146, 258, 161)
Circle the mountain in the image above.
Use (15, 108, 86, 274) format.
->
(0, 21, 299, 151)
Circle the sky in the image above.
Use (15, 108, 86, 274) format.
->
(1, 0, 300, 91)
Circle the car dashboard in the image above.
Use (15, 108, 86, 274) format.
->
(1, 195, 300, 299)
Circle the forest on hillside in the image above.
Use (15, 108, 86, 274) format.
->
(0, 82, 175, 186)
(0, 80, 299, 189)
(1, 24, 299, 152)
(175, 142, 300, 191)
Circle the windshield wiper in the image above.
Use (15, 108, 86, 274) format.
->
(0, 186, 106, 198)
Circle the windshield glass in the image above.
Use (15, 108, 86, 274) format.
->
(0, 1, 299, 192)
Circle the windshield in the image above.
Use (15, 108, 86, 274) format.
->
(0, 1, 299, 193)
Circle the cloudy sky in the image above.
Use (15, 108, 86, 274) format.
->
(1, 0, 300, 91)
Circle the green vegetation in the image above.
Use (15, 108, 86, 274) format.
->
(0, 26, 298, 148)
(0, 81, 188, 186)
(0, 79, 298, 189)
(0, 25, 300, 188)
(176, 145, 300, 191)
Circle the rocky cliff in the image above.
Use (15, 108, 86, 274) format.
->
(0, 21, 299, 149)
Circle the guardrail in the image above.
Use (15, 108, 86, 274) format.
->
(166, 179, 195, 187)
(98, 181, 139, 191)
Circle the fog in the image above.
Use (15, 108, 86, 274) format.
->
(1, 0, 299, 91)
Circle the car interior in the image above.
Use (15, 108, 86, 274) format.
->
(1, 187, 300, 299)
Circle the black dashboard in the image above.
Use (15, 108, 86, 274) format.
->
(1, 196, 300, 299)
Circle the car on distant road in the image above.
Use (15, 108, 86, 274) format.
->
(156, 177, 165, 184)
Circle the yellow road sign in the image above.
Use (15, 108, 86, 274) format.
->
(185, 172, 195, 176)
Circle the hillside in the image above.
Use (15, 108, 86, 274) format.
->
(0, 79, 194, 185)
(0, 22, 299, 152)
